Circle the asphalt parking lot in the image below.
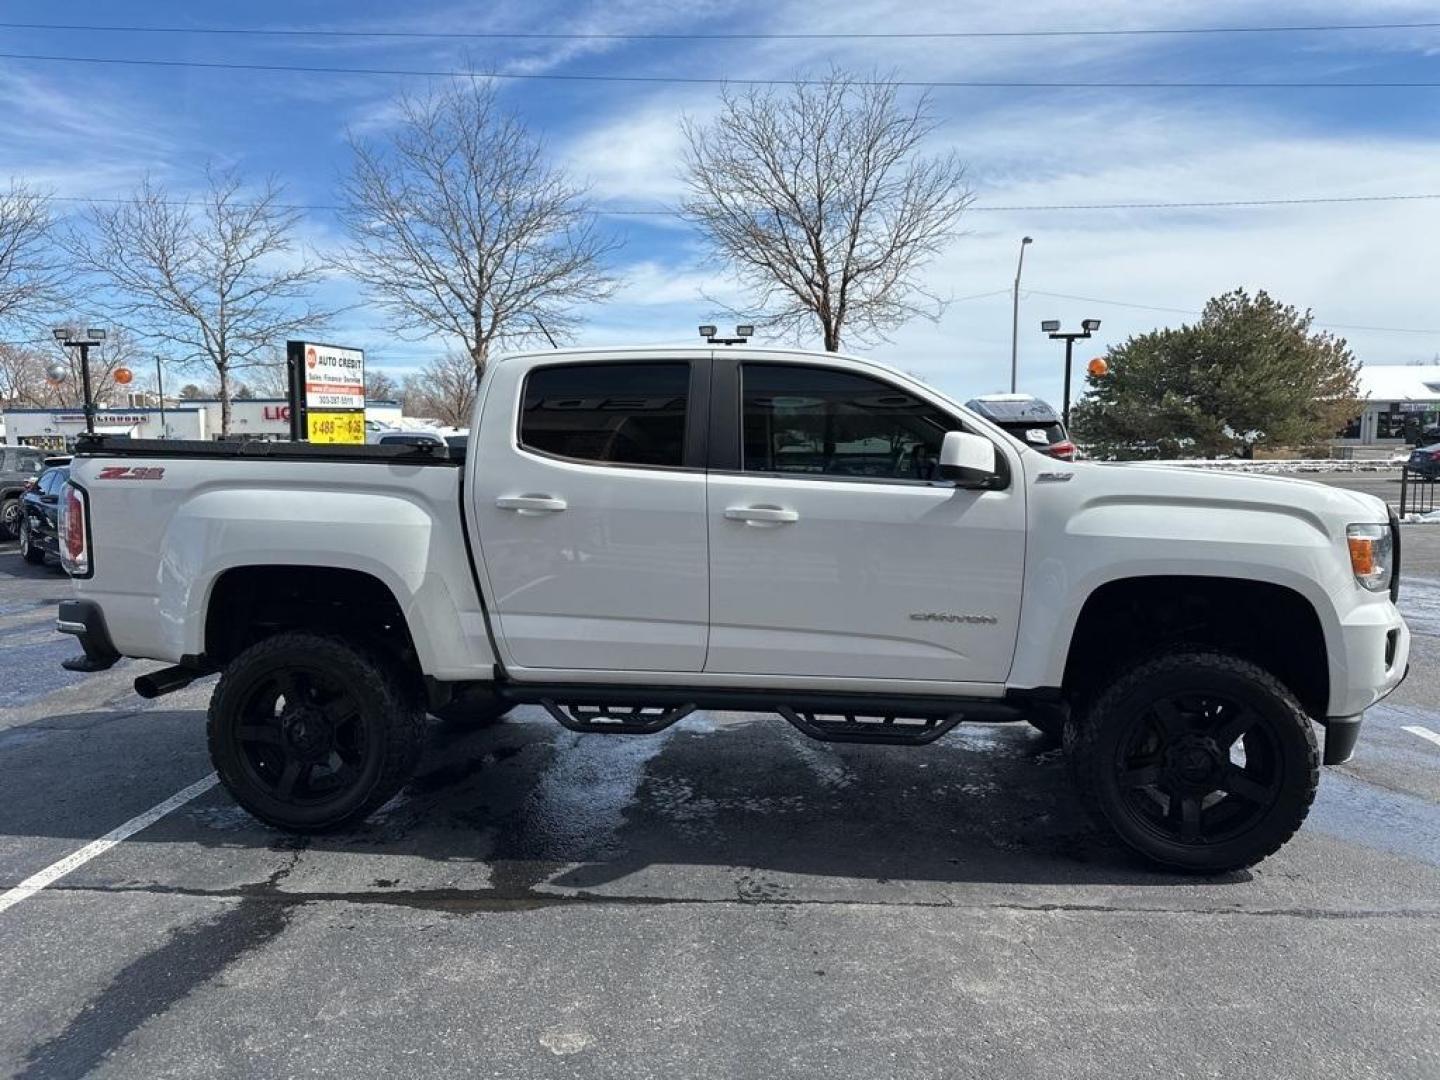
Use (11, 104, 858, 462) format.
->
(2, 479, 1438, 1078)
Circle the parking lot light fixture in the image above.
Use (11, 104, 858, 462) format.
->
(1042, 318, 1101, 429)
(54, 327, 108, 436)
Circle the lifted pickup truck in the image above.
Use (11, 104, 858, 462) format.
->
(55, 346, 1408, 871)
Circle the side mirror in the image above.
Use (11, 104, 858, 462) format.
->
(938, 431, 1000, 488)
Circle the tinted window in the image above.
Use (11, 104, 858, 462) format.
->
(742, 364, 953, 481)
(521, 362, 689, 468)
(40, 468, 67, 495)
(19, 450, 42, 472)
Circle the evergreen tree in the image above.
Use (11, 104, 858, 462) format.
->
(1071, 289, 1362, 459)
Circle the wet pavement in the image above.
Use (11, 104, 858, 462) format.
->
(1, 522, 1438, 1079)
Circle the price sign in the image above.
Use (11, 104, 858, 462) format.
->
(287, 341, 367, 443)
(307, 411, 366, 444)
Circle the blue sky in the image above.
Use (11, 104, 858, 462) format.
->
(4, 0, 1440, 406)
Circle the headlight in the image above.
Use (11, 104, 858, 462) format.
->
(1347, 523, 1393, 593)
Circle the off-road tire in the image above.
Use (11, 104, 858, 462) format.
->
(207, 631, 427, 832)
(1065, 649, 1320, 873)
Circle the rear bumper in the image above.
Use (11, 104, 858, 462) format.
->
(56, 599, 121, 672)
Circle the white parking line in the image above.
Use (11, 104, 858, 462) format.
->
(0, 773, 218, 916)
(1401, 725, 1440, 750)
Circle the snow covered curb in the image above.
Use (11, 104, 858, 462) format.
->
(1114, 459, 1401, 475)
(1402, 511, 1440, 524)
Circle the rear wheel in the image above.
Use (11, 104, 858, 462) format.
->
(18, 517, 45, 564)
(207, 632, 427, 832)
(1066, 649, 1319, 873)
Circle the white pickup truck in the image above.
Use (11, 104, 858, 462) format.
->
(55, 345, 1408, 871)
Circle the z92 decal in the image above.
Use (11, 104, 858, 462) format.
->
(96, 466, 166, 481)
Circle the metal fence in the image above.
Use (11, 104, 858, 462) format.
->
(1399, 466, 1437, 517)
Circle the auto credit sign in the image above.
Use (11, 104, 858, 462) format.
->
(286, 340, 366, 444)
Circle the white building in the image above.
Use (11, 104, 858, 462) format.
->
(1, 398, 404, 447)
(1340, 365, 1440, 447)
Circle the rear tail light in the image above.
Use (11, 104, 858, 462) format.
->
(1430, 450, 1440, 461)
(1047, 440, 1078, 461)
(22, 478, 38, 494)
(59, 482, 90, 577)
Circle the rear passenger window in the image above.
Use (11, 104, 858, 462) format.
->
(521, 362, 689, 468)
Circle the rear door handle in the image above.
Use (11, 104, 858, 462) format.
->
(724, 505, 799, 526)
(496, 495, 567, 515)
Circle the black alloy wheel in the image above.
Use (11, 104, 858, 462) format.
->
(1, 499, 20, 540)
(207, 632, 426, 831)
(1067, 650, 1319, 872)
(1115, 691, 1282, 846)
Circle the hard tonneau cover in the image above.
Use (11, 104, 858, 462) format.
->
(71, 433, 460, 466)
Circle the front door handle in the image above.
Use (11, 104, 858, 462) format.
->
(724, 505, 799, 526)
(496, 495, 567, 515)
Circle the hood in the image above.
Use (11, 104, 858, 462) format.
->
(1058, 459, 1391, 527)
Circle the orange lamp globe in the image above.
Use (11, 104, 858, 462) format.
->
(113, 367, 134, 385)
(1087, 357, 1109, 377)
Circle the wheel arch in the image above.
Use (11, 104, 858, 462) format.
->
(200, 564, 426, 698)
(1058, 574, 1331, 720)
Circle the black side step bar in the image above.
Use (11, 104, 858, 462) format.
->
(543, 701, 696, 735)
(497, 682, 1028, 746)
(778, 707, 963, 746)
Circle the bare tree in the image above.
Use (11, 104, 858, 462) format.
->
(0, 180, 68, 336)
(0, 344, 48, 407)
(364, 369, 400, 401)
(682, 69, 973, 351)
(64, 167, 329, 434)
(400, 351, 478, 427)
(334, 79, 618, 377)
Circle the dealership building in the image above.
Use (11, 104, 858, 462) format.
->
(1338, 365, 1440, 448)
(0, 397, 404, 448)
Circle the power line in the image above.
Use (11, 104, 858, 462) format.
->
(1028, 289, 1440, 335)
(2, 51, 1439, 88)
(42, 192, 1440, 216)
(3, 19, 1440, 42)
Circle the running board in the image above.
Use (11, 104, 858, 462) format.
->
(542, 700, 696, 735)
(778, 707, 962, 745)
(496, 682, 1029, 742)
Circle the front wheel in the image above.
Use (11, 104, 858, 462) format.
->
(1, 498, 20, 540)
(207, 632, 427, 832)
(1065, 650, 1319, 873)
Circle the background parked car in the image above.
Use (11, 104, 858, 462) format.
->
(1407, 442, 1440, 480)
(0, 445, 46, 540)
(965, 394, 1078, 461)
(17, 464, 68, 568)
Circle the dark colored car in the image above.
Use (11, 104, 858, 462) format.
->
(17, 464, 68, 567)
(1, 445, 47, 540)
(965, 394, 1077, 461)
(1407, 442, 1440, 479)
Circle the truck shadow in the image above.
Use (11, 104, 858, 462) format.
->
(319, 709, 1246, 890)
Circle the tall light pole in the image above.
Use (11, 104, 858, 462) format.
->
(1041, 317, 1101, 428)
(53, 327, 107, 435)
(155, 356, 168, 438)
(1010, 236, 1033, 393)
